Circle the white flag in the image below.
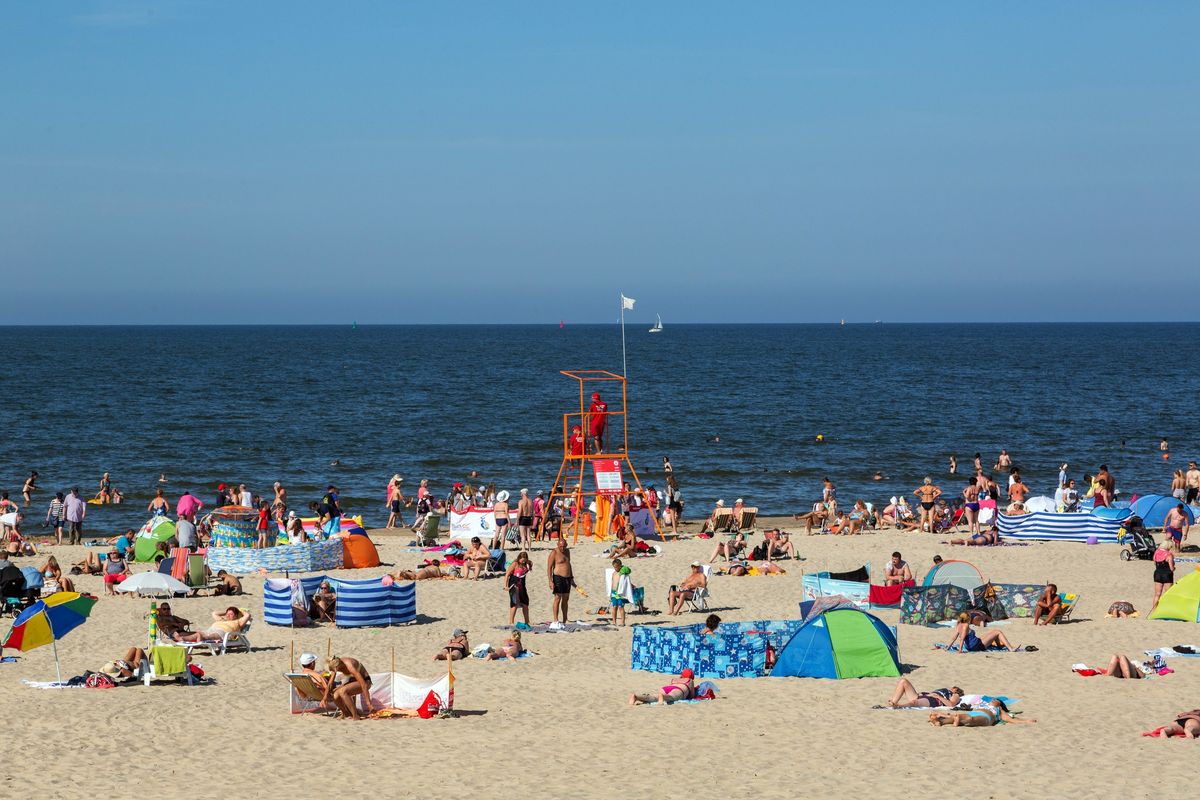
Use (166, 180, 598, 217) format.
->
(621, 294, 636, 310)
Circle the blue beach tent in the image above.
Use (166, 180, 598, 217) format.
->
(772, 607, 900, 679)
(1129, 494, 1195, 529)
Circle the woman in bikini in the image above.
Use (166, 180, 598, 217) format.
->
(37, 555, 74, 593)
(492, 491, 511, 549)
(961, 477, 981, 536)
(913, 478, 941, 533)
(485, 631, 525, 660)
(928, 698, 1034, 727)
(886, 678, 963, 708)
(434, 629, 470, 661)
(1145, 710, 1200, 738)
(629, 667, 695, 705)
(946, 612, 1020, 652)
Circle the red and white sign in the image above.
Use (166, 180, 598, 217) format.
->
(593, 459, 624, 496)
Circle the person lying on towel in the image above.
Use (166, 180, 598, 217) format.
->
(629, 667, 696, 706)
(885, 678, 964, 708)
(928, 698, 1035, 727)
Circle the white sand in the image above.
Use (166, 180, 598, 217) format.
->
(2, 518, 1196, 799)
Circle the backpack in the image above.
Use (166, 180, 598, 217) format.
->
(750, 543, 769, 561)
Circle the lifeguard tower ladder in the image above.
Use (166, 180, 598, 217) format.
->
(544, 370, 666, 543)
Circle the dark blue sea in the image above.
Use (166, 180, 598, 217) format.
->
(2, 324, 1197, 532)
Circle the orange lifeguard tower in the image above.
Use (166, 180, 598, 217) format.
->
(544, 370, 666, 543)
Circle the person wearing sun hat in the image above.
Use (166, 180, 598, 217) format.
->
(629, 666, 696, 705)
(297, 651, 330, 696)
(492, 490, 511, 549)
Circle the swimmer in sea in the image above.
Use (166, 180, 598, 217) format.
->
(158, 474, 168, 483)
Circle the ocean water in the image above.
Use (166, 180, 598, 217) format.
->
(1, 323, 1197, 533)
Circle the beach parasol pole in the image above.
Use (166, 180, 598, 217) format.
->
(52, 638, 62, 685)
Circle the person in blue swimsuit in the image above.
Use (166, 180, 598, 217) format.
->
(928, 698, 1036, 727)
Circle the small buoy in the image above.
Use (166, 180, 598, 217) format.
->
(1163, 453, 1169, 461)
(815, 434, 824, 442)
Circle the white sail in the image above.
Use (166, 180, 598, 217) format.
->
(649, 314, 663, 333)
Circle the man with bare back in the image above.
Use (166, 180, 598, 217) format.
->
(547, 536, 574, 623)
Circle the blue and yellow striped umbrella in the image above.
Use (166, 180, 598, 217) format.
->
(2, 592, 98, 681)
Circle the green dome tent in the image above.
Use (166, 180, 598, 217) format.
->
(133, 518, 176, 562)
(1149, 567, 1200, 623)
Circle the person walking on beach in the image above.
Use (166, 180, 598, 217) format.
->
(45, 491, 66, 545)
(547, 537, 574, 623)
(1007, 472, 1029, 514)
(1164, 503, 1189, 550)
(505, 550, 531, 625)
(1152, 539, 1174, 612)
(962, 477, 981, 535)
(386, 475, 407, 529)
(1187, 461, 1200, 505)
(21, 471, 38, 507)
(492, 490, 511, 549)
(913, 478, 941, 532)
(64, 487, 86, 545)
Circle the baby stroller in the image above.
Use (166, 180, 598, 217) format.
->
(1118, 516, 1156, 561)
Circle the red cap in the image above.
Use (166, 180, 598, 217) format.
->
(592, 392, 600, 400)
(680, 668, 694, 679)
(218, 483, 226, 490)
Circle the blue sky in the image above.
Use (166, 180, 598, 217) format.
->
(3, 2, 1197, 323)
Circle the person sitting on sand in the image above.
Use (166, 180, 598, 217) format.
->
(391, 560, 449, 581)
(1144, 710, 1200, 739)
(38, 556, 74, 593)
(1033, 584, 1062, 625)
(463, 537, 491, 581)
(155, 602, 192, 640)
(928, 698, 1035, 727)
(322, 656, 372, 720)
(701, 614, 722, 635)
(609, 523, 638, 561)
(310, 580, 336, 622)
(840, 500, 871, 535)
(946, 612, 1020, 652)
(885, 678, 963, 708)
(213, 569, 242, 596)
(98, 647, 151, 683)
(883, 552, 912, 585)
(667, 562, 707, 615)
(485, 631, 525, 660)
(708, 531, 747, 563)
(949, 526, 1001, 546)
(1104, 653, 1151, 679)
(630, 667, 696, 705)
(435, 628, 470, 661)
(764, 528, 796, 561)
(174, 607, 252, 643)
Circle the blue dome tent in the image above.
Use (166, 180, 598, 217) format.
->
(1130, 494, 1195, 529)
(772, 607, 900, 679)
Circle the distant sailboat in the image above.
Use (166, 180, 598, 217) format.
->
(648, 314, 663, 334)
(559, 320, 564, 329)
(840, 319, 845, 327)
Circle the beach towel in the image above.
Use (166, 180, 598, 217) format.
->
(152, 645, 188, 676)
(934, 642, 1029, 653)
(868, 582, 912, 606)
(22, 680, 80, 689)
(493, 622, 616, 634)
(1142, 727, 1189, 738)
(1143, 646, 1200, 660)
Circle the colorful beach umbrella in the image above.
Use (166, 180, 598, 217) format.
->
(1, 591, 98, 682)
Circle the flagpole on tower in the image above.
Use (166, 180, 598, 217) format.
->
(619, 293, 635, 378)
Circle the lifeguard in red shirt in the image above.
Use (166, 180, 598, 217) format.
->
(588, 392, 608, 453)
(569, 425, 585, 456)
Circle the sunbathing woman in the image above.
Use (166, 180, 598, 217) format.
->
(946, 612, 1020, 652)
(1144, 710, 1200, 738)
(434, 628, 470, 661)
(629, 667, 695, 705)
(463, 538, 491, 580)
(391, 560, 449, 581)
(949, 527, 1000, 546)
(175, 607, 251, 643)
(1106, 653, 1148, 679)
(928, 698, 1035, 727)
(100, 646, 151, 682)
(609, 524, 637, 561)
(885, 678, 964, 708)
(485, 631, 525, 660)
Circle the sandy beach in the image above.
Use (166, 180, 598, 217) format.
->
(2, 516, 1195, 800)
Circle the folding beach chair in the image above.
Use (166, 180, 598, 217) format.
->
(735, 507, 759, 533)
(418, 513, 441, 546)
(685, 565, 712, 612)
(1053, 593, 1080, 624)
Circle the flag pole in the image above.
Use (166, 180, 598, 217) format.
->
(620, 293, 627, 377)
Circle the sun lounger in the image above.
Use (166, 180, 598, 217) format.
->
(143, 644, 194, 686)
(182, 619, 253, 656)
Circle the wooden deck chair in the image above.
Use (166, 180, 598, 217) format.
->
(1053, 592, 1079, 624)
(285, 672, 329, 703)
(702, 507, 733, 533)
(736, 507, 758, 533)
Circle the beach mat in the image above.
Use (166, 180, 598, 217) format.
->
(494, 622, 616, 634)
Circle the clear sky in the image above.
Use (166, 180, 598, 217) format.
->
(3, 2, 1197, 323)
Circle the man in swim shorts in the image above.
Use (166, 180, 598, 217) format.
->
(1164, 503, 1189, 548)
(1187, 461, 1200, 505)
(547, 537, 574, 623)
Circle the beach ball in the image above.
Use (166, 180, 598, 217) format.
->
(1086, 536, 1099, 545)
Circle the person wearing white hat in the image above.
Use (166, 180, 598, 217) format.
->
(286, 509, 306, 544)
(516, 488, 534, 550)
(299, 651, 329, 695)
(492, 491, 511, 549)
(701, 499, 727, 534)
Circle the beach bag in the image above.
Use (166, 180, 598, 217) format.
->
(85, 672, 117, 690)
(750, 543, 769, 561)
(978, 582, 1008, 621)
(418, 689, 445, 718)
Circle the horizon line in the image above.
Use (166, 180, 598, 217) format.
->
(2, 321, 1199, 328)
